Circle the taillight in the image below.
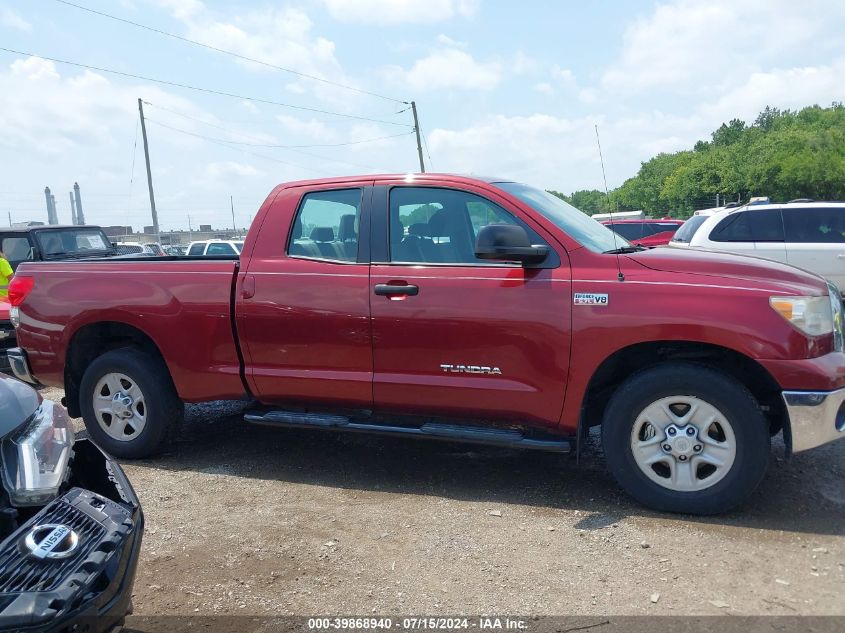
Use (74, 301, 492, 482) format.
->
(8, 276, 34, 307)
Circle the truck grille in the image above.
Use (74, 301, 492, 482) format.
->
(0, 500, 105, 593)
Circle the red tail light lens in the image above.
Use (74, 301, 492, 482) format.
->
(8, 276, 34, 307)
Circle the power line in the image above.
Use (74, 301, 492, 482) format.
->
(0, 46, 413, 127)
(53, 0, 408, 105)
(145, 118, 383, 171)
(143, 101, 414, 148)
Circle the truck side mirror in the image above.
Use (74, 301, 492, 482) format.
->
(474, 224, 549, 266)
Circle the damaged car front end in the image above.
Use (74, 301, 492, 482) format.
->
(0, 374, 143, 632)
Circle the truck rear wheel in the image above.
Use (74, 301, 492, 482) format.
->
(602, 362, 770, 514)
(79, 348, 183, 459)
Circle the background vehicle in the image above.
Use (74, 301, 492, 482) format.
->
(112, 241, 159, 256)
(186, 239, 244, 256)
(672, 200, 845, 291)
(0, 374, 142, 631)
(0, 225, 115, 271)
(7, 174, 845, 514)
(601, 218, 684, 247)
(164, 245, 187, 256)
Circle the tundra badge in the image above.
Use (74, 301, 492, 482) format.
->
(440, 364, 502, 375)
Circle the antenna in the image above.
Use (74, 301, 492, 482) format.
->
(595, 124, 624, 282)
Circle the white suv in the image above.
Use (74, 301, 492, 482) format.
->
(186, 240, 244, 256)
(672, 200, 845, 291)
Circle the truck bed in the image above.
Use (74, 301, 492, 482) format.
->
(13, 258, 245, 401)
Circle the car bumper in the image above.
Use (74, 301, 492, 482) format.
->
(0, 439, 143, 632)
(6, 347, 37, 385)
(782, 388, 845, 452)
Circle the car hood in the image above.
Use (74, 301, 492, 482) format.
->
(0, 374, 40, 437)
(625, 247, 829, 296)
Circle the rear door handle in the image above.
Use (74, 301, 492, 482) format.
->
(374, 283, 419, 297)
(837, 254, 845, 260)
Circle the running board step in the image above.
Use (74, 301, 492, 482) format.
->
(243, 410, 571, 453)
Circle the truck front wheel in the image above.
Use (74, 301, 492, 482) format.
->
(79, 348, 183, 459)
(602, 363, 770, 514)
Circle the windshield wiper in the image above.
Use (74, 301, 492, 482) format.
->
(603, 245, 646, 254)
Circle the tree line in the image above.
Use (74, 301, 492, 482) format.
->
(549, 103, 845, 218)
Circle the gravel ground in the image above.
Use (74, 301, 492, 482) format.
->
(44, 387, 844, 617)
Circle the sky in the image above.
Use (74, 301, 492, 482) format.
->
(0, 0, 844, 232)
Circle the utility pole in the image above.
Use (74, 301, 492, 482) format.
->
(188, 215, 193, 241)
(69, 192, 77, 225)
(230, 195, 236, 233)
(411, 101, 425, 173)
(8, 211, 11, 227)
(138, 98, 160, 238)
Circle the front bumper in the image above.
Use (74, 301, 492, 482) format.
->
(782, 388, 845, 452)
(0, 439, 143, 632)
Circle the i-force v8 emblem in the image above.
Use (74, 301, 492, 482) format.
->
(574, 292, 609, 306)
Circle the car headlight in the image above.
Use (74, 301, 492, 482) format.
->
(770, 294, 834, 338)
(1, 401, 74, 506)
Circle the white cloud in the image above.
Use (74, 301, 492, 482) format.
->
(154, 0, 204, 21)
(436, 34, 468, 48)
(383, 49, 501, 91)
(534, 82, 554, 95)
(10, 57, 59, 81)
(0, 7, 32, 32)
(601, 0, 845, 96)
(321, 0, 479, 24)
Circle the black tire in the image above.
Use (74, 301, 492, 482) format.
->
(79, 348, 183, 459)
(602, 362, 770, 515)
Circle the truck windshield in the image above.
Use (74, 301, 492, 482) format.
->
(495, 182, 632, 253)
(34, 228, 114, 259)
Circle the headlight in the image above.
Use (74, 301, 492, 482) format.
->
(1, 401, 74, 506)
(770, 295, 834, 337)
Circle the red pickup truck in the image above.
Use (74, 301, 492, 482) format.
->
(7, 174, 845, 514)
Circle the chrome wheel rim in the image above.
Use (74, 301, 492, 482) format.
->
(93, 372, 147, 441)
(629, 395, 737, 492)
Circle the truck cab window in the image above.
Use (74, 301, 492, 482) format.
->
(389, 187, 526, 264)
(288, 188, 361, 262)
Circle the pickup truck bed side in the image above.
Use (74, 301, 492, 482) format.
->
(16, 259, 244, 409)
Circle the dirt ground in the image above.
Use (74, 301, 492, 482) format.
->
(45, 387, 845, 616)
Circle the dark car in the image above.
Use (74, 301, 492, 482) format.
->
(600, 218, 684, 247)
(0, 375, 143, 631)
(0, 226, 116, 272)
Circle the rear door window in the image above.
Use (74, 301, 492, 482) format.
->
(710, 210, 784, 242)
(783, 208, 845, 243)
(288, 188, 362, 262)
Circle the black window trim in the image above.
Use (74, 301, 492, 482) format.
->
(371, 184, 560, 269)
(284, 185, 372, 265)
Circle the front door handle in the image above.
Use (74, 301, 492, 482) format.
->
(241, 274, 256, 299)
(374, 283, 419, 297)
